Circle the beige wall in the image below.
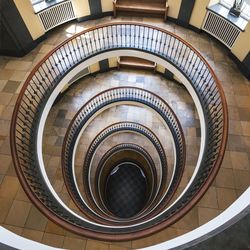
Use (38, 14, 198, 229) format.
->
(13, 0, 249, 63)
(167, 0, 182, 19)
(89, 63, 100, 73)
(13, 0, 45, 40)
(169, 0, 219, 28)
(189, 0, 249, 62)
(231, 22, 250, 61)
(156, 65, 165, 74)
(189, 0, 210, 28)
(189, 0, 219, 29)
(101, 0, 113, 12)
(71, 0, 90, 18)
(108, 57, 118, 68)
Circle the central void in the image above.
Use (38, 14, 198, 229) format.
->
(105, 162, 149, 218)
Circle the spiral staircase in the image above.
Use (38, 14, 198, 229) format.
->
(8, 21, 231, 246)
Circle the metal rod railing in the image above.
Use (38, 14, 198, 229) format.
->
(10, 22, 228, 241)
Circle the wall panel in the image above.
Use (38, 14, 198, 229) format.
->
(231, 22, 250, 61)
(101, 0, 113, 12)
(71, 0, 90, 18)
(13, 0, 44, 40)
(88, 0, 102, 15)
(177, 0, 196, 27)
(167, 0, 182, 19)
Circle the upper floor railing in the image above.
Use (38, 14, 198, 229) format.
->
(10, 22, 228, 241)
(62, 88, 185, 225)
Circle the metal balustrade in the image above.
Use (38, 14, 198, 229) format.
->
(82, 122, 167, 222)
(62, 91, 185, 225)
(83, 122, 168, 219)
(10, 22, 228, 241)
(95, 143, 158, 219)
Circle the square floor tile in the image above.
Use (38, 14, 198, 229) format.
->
(2, 81, 20, 93)
(5, 200, 31, 227)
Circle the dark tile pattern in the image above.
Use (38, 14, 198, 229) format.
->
(105, 163, 148, 218)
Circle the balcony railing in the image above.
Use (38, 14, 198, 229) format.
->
(62, 89, 185, 225)
(10, 22, 228, 241)
(83, 122, 167, 222)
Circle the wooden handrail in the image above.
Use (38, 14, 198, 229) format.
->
(79, 121, 170, 224)
(95, 143, 157, 218)
(10, 21, 228, 241)
(62, 87, 185, 227)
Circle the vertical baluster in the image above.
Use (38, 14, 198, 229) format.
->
(74, 36, 82, 60)
(141, 26, 145, 50)
(58, 46, 69, 70)
(43, 60, 54, 83)
(172, 39, 180, 64)
(95, 29, 100, 51)
(48, 56, 59, 79)
(102, 27, 106, 50)
(52, 50, 65, 75)
(179, 43, 186, 68)
(182, 49, 193, 73)
(88, 31, 94, 54)
(158, 31, 164, 55)
(166, 35, 173, 57)
(111, 25, 115, 48)
(64, 43, 73, 67)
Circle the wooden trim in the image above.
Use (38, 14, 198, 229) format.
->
(117, 56, 157, 72)
(113, 1, 168, 20)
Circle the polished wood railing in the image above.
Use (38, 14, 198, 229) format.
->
(95, 143, 158, 219)
(82, 122, 166, 221)
(62, 89, 185, 225)
(10, 22, 228, 241)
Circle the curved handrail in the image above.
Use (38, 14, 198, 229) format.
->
(10, 21, 228, 241)
(62, 92, 184, 225)
(82, 122, 168, 222)
(95, 143, 158, 219)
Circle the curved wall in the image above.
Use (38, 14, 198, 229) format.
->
(13, 0, 45, 40)
(231, 22, 250, 61)
(189, 0, 218, 29)
(71, 0, 90, 19)
(10, 0, 249, 74)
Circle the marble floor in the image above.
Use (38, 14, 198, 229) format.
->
(0, 15, 249, 250)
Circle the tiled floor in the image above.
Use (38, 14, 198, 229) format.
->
(43, 68, 199, 221)
(0, 15, 249, 250)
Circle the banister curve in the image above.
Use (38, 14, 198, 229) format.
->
(10, 21, 228, 241)
(62, 90, 185, 225)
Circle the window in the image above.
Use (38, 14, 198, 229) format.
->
(220, 0, 250, 20)
(30, 0, 66, 13)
